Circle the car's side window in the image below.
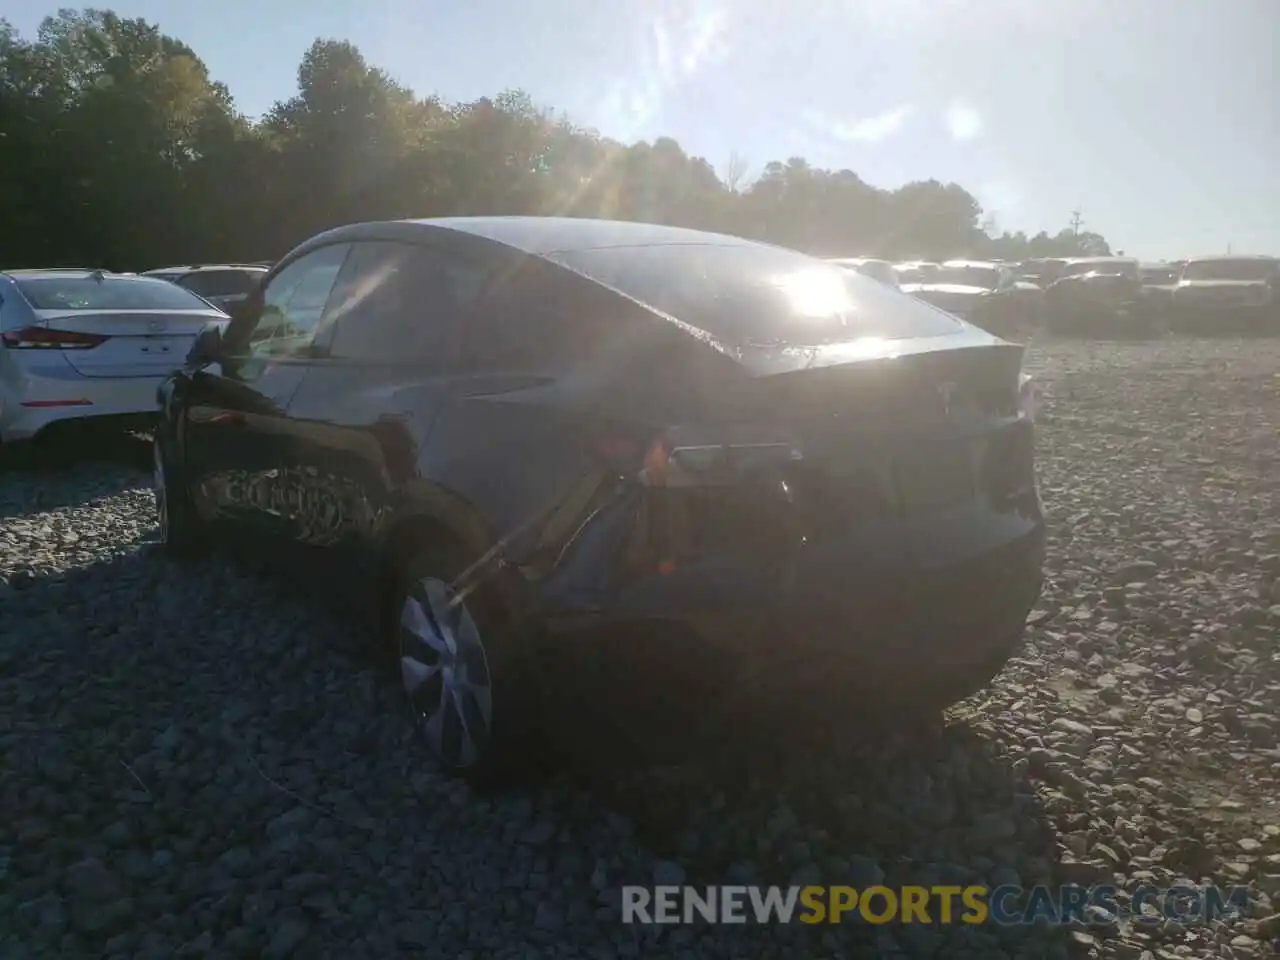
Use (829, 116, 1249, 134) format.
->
(461, 262, 622, 373)
(246, 244, 352, 359)
(322, 241, 491, 364)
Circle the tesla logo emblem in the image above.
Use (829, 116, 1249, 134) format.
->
(937, 382, 958, 417)
(148, 319, 166, 333)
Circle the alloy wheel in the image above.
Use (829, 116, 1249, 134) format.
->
(399, 577, 494, 768)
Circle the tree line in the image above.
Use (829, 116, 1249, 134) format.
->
(0, 9, 1114, 272)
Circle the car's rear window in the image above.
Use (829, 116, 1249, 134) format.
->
(1062, 260, 1140, 280)
(1181, 259, 1276, 282)
(17, 276, 214, 311)
(935, 265, 1000, 288)
(547, 243, 962, 347)
(178, 269, 262, 298)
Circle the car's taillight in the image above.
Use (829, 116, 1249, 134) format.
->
(639, 436, 803, 488)
(1, 326, 108, 350)
(610, 429, 804, 578)
(985, 421, 1036, 505)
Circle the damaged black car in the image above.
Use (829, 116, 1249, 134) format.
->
(154, 217, 1045, 780)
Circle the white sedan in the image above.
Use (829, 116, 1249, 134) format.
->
(0, 269, 227, 443)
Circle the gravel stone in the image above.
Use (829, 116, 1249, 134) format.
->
(2, 341, 1279, 958)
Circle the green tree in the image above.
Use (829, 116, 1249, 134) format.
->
(0, 8, 1115, 272)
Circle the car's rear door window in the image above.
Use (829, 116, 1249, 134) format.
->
(322, 241, 491, 363)
(548, 243, 961, 348)
(458, 257, 639, 372)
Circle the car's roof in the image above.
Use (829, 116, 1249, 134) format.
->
(1064, 256, 1137, 264)
(143, 263, 269, 274)
(939, 259, 1002, 269)
(3, 266, 102, 275)
(307, 216, 765, 259)
(829, 257, 888, 266)
(2, 268, 173, 283)
(1182, 253, 1276, 263)
(416, 216, 759, 254)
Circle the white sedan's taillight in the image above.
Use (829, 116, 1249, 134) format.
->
(1, 326, 109, 349)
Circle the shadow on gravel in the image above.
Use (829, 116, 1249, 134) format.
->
(557, 709, 1070, 934)
(1, 543, 1069, 958)
(0, 430, 152, 520)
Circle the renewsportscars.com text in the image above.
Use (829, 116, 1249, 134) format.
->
(621, 884, 1250, 926)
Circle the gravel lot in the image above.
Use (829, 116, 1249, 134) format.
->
(2, 338, 1279, 960)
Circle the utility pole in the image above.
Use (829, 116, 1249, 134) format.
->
(1069, 209, 1083, 236)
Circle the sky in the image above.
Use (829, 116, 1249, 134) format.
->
(7, 0, 1278, 260)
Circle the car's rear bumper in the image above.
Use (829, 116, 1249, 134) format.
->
(534, 490, 1046, 708)
(0, 356, 164, 442)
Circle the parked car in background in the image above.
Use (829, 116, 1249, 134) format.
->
(828, 257, 900, 289)
(1017, 258, 1069, 289)
(143, 263, 269, 312)
(894, 261, 941, 292)
(1, 269, 228, 443)
(1043, 257, 1160, 338)
(907, 260, 1036, 338)
(1141, 262, 1181, 287)
(1167, 255, 1278, 335)
(155, 216, 1044, 780)
(1139, 262, 1182, 313)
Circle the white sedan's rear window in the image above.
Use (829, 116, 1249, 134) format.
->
(18, 277, 213, 312)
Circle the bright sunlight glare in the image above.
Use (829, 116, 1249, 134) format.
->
(772, 267, 853, 319)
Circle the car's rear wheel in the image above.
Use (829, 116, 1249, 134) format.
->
(153, 435, 206, 558)
(392, 541, 540, 785)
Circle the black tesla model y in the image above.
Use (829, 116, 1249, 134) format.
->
(155, 217, 1045, 780)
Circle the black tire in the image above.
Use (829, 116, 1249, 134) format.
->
(153, 433, 208, 559)
(390, 539, 543, 786)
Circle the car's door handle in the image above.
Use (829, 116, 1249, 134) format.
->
(207, 411, 246, 426)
